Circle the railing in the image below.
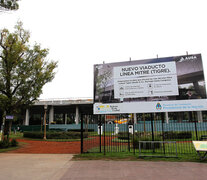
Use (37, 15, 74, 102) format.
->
(81, 115, 207, 155)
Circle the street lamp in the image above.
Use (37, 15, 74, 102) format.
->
(43, 105, 47, 140)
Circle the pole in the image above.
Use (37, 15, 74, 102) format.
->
(193, 112, 198, 140)
(99, 115, 102, 153)
(81, 114, 83, 153)
(104, 115, 106, 155)
(43, 105, 47, 140)
(151, 113, 154, 141)
(128, 123, 130, 152)
(133, 116, 135, 155)
(143, 113, 146, 136)
(161, 113, 166, 155)
(150, 113, 155, 153)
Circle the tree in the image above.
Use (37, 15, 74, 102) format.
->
(94, 65, 112, 102)
(0, 21, 58, 136)
(0, 0, 19, 11)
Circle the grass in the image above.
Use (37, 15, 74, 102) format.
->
(0, 146, 20, 153)
(0, 142, 26, 153)
(73, 152, 207, 163)
(9, 132, 23, 139)
(76, 141, 207, 162)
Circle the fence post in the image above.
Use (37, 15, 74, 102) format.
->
(161, 112, 166, 155)
(104, 115, 106, 155)
(150, 113, 155, 153)
(193, 112, 198, 140)
(128, 123, 130, 152)
(133, 122, 135, 155)
(99, 115, 102, 153)
(150, 113, 154, 141)
(81, 114, 83, 154)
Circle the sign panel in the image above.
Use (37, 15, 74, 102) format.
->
(93, 54, 207, 114)
(6, 115, 14, 120)
(114, 61, 178, 98)
(193, 141, 207, 151)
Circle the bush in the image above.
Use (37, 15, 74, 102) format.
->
(133, 136, 162, 150)
(0, 137, 18, 148)
(23, 131, 44, 139)
(162, 131, 192, 139)
(10, 139, 18, 147)
(68, 129, 94, 132)
(50, 128, 66, 132)
(23, 131, 88, 139)
(117, 132, 130, 140)
(0, 137, 10, 148)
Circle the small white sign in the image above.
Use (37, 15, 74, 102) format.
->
(6, 115, 14, 120)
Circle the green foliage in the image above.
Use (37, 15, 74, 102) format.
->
(0, 21, 57, 115)
(0, 137, 18, 148)
(23, 131, 43, 139)
(117, 132, 147, 140)
(117, 132, 131, 140)
(133, 136, 162, 149)
(10, 138, 18, 146)
(162, 131, 192, 139)
(68, 129, 95, 132)
(23, 131, 88, 139)
(0, 137, 10, 148)
(0, 0, 19, 11)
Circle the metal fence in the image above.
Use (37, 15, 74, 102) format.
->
(81, 113, 207, 156)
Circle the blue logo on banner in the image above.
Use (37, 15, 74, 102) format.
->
(156, 103, 162, 110)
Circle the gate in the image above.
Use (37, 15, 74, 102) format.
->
(81, 113, 207, 156)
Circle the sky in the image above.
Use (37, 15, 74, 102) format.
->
(0, 0, 207, 100)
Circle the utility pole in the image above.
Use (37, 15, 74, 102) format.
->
(43, 105, 47, 140)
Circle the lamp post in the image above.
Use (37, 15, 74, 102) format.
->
(43, 105, 47, 140)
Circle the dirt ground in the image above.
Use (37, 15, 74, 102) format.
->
(7, 136, 116, 154)
(7, 139, 81, 154)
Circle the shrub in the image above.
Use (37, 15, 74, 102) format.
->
(10, 139, 18, 147)
(50, 128, 66, 132)
(133, 136, 162, 150)
(23, 131, 43, 139)
(117, 132, 130, 140)
(23, 131, 88, 139)
(68, 129, 94, 132)
(162, 131, 192, 139)
(0, 137, 10, 148)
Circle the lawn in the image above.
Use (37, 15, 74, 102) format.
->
(73, 151, 207, 163)
(0, 146, 20, 153)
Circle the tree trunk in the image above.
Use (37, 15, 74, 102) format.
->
(1, 111, 6, 140)
(9, 120, 12, 134)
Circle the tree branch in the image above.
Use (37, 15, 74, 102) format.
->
(0, 89, 7, 96)
(12, 82, 21, 95)
(0, 55, 4, 60)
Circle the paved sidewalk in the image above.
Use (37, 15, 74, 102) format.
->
(61, 160, 207, 180)
(0, 154, 74, 180)
(1, 154, 207, 180)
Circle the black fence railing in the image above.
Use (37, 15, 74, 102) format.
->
(81, 114, 207, 156)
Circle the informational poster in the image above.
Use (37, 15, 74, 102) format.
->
(93, 54, 207, 114)
(193, 141, 207, 151)
(114, 61, 178, 98)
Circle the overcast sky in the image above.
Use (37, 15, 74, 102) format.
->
(0, 0, 207, 100)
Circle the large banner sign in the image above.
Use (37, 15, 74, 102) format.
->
(114, 61, 179, 98)
(93, 54, 207, 114)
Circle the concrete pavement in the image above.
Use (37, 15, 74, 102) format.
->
(0, 154, 74, 180)
(0, 154, 207, 180)
(61, 160, 207, 180)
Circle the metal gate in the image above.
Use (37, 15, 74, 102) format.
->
(81, 113, 207, 156)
